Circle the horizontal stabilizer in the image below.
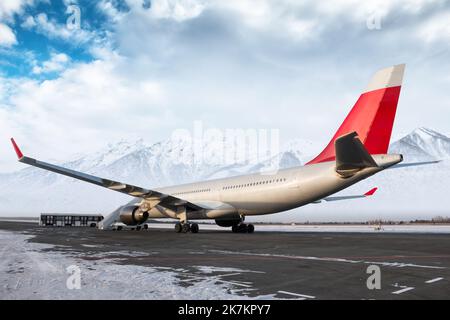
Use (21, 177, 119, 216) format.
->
(322, 187, 378, 202)
(364, 187, 378, 196)
(335, 132, 378, 177)
(388, 160, 441, 169)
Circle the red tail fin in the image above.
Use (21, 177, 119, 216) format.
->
(307, 64, 405, 165)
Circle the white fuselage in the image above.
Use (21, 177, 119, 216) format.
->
(128, 154, 401, 222)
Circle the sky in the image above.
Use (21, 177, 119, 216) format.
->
(1, 0, 450, 173)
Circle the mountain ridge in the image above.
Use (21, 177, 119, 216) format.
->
(1, 127, 448, 220)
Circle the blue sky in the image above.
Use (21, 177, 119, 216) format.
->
(1, 0, 450, 172)
(1, 1, 98, 77)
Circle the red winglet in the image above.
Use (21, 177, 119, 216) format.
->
(364, 187, 378, 197)
(11, 138, 24, 159)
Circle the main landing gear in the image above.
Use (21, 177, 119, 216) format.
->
(175, 222, 199, 233)
(232, 223, 255, 233)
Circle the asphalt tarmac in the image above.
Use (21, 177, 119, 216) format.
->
(1, 221, 449, 300)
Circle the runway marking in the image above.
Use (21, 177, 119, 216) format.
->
(339, 255, 450, 260)
(177, 272, 253, 288)
(278, 291, 316, 299)
(425, 277, 443, 284)
(209, 250, 446, 270)
(221, 281, 253, 288)
(215, 273, 243, 278)
(392, 287, 415, 295)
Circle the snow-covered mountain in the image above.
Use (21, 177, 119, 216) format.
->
(390, 127, 450, 161)
(0, 136, 312, 215)
(0, 127, 449, 221)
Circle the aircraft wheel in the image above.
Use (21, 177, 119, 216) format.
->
(232, 225, 239, 233)
(190, 223, 199, 233)
(175, 223, 182, 233)
(117, 226, 123, 231)
(182, 223, 191, 233)
(247, 224, 255, 233)
(143, 224, 149, 230)
(239, 224, 248, 233)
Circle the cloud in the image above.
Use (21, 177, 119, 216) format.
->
(0, 0, 51, 25)
(416, 11, 450, 44)
(0, 23, 17, 47)
(148, 0, 206, 21)
(0, 55, 169, 171)
(32, 52, 70, 74)
(2, 0, 450, 174)
(0, 0, 38, 22)
(97, 0, 127, 23)
(0, 0, 48, 49)
(20, 15, 36, 28)
(21, 13, 94, 44)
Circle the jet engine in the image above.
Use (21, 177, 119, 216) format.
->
(119, 205, 149, 225)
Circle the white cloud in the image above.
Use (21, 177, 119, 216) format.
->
(416, 11, 450, 44)
(21, 13, 94, 44)
(148, 0, 206, 21)
(32, 52, 70, 74)
(0, 56, 169, 171)
(20, 15, 36, 29)
(2, 0, 450, 174)
(0, 0, 48, 48)
(97, 0, 126, 22)
(0, 23, 17, 47)
(0, 0, 33, 22)
(0, 0, 50, 23)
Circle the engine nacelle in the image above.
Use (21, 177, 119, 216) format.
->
(119, 205, 149, 225)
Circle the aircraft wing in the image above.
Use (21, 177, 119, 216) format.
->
(10, 138, 203, 212)
(314, 187, 378, 203)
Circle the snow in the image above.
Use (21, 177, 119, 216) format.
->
(194, 266, 264, 274)
(0, 230, 276, 300)
(144, 223, 450, 234)
(390, 127, 450, 160)
(0, 127, 450, 222)
(2, 218, 449, 234)
(0, 135, 309, 216)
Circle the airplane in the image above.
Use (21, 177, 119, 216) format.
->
(10, 64, 435, 233)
